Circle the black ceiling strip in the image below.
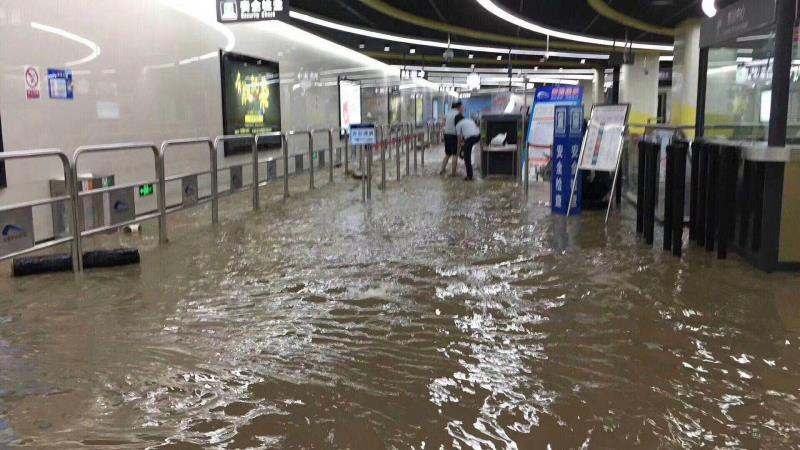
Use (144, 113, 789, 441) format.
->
(334, 0, 378, 28)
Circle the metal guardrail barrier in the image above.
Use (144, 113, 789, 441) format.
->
(72, 142, 163, 272)
(160, 138, 217, 244)
(0, 123, 421, 275)
(0, 149, 79, 272)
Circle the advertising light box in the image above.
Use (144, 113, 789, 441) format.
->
(339, 80, 362, 131)
(221, 51, 281, 156)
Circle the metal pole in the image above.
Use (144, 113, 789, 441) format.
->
(396, 127, 402, 181)
(367, 144, 373, 200)
(308, 131, 315, 190)
(406, 123, 411, 175)
(282, 133, 290, 199)
(210, 142, 219, 222)
(413, 126, 418, 175)
(328, 129, 334, 183)
(343, 128, 350, 175)
(380, 126, 386, 190)
(69, 158, 85, 272)
(252, 136, 259, 210)
(360, 145, 366, 202)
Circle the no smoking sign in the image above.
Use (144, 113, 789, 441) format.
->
(24, 66, 41, 100)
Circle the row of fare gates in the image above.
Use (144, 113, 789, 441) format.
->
(0, 123, 441, 276)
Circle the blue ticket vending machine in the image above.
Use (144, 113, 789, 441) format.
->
(552, 105, 584, 216)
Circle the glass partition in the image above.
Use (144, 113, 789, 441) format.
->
(703, 25, 776, 142)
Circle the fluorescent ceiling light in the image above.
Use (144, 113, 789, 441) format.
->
(659, 55, 674, 62)
(473, 0, 673, 52)
(30, 22, 101, 66)
(289, 10, 610, 60)
(701, 0, 717, 18)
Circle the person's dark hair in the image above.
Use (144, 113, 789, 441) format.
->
(452, 101, 462, 109)
(454, 113, 464, 126)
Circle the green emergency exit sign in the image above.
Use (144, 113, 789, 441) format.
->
(138, 184, 154, 197)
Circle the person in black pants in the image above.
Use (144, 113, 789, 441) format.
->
(440, 101, 463, 176)
(455, 113, 481, 181)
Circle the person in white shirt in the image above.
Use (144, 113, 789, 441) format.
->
(455, 109, 481, 181)
(440, 101, 463, 176)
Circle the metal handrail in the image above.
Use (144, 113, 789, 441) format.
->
(160, 138, 216, 244)
(310, 128, 335, 184)
(338, 128, 350, 174)
(254, 131, 284, 203)
(72, 142, 163, 272)
(0, 149, 79, 272)
(286, 130, 314, 191)
(214, 135, 257, 210)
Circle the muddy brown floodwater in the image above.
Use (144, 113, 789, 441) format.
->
(1, 159, 800, 449)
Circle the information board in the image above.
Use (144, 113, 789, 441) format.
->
(552, 105, 584, 216)
(578, 104, 630, 172)
(349, 123, 376, 145)
(47, 69, 74, 100)
(526, 86, 583, 161)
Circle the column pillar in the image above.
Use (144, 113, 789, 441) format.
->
(671, 19, 702, 133)
(620, 52, 660, 132)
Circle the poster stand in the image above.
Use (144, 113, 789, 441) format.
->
(566, 104, 631, 223)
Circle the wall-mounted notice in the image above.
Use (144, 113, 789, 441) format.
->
(578, 104, 630, 172)
(339, 80, 362, 131)
(349, 123, 376, 146)
(24, 66, 41, 100)
(552, 105, 584, 216)
(47, 69, 74, 100)
(526, 86, 583, 161)
(218, 0, 290, 23)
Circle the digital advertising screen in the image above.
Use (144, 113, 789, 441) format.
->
(389, 90, 401, 125)
(339, 80, 362, 132)
(415, 95, 424, 126)
(220, 51, 281, 156)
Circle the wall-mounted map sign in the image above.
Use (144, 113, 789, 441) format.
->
(217, 0, 290, 23)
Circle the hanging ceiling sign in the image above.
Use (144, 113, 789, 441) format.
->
(700, 0, 776, 48)
(217, 0, 290, 23)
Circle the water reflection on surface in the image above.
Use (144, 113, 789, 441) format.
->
(0, 167, 799, 449)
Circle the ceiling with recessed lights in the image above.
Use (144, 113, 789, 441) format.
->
(289, 0, 736, 69)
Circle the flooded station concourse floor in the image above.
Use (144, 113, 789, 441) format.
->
(2, 150, 800, 449)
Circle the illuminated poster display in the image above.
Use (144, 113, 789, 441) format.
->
(389, 90, 401, 125)
(221, 51, 281, 156)
(415, 95, 424, 126)
(339, 80, 362, 131)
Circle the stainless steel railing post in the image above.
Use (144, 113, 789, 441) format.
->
(328, 129, 335, 183)
(367, 144, 373, 200)
(380, 125, 386, 190)
(308, 131, 315, 190)
(341, 128, 350, 175)
(395, 126, 401, 181)
(413, 126, 418, 175)
(360, 145, 366, 202)
(282, 133, 290, 199)
(405, 123, 411, 176)
(160, 138, 217, 242)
